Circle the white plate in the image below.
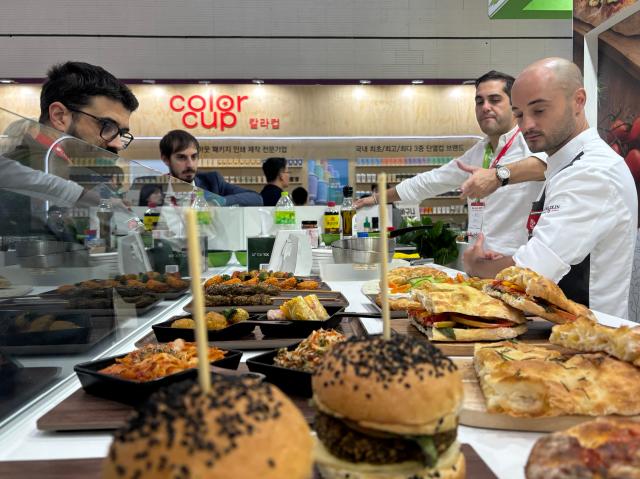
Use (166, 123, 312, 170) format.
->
(0, 285, 34, 298)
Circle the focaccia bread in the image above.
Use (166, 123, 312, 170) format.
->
(487, 266, 596, 323)
(550, 316, 640, 367)
(387, 266, 450, 286)
(474, 341, 640, 418)
(574, 0, 640, 36)
(414, 283, 525, 324)
(526, 417, 640, 479)
(411, 317, 527, 342)
(376, 293, 422, 311)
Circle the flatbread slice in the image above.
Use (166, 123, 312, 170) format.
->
(485, 266, 595, 324)
(411, 317, 527, 342)
(550, 316, 640, 367)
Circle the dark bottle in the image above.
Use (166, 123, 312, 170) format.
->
(341, 186, 356, 237)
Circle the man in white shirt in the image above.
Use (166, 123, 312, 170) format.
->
(464, 57, 638, 318)
(355, 71, 547, 255)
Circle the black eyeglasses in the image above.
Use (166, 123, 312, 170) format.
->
(67, 107, 134, 149)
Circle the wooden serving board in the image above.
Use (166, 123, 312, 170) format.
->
(453, 358, 636, 433)
(0, 445, 496, 479)
(393, 317, 576, 356)
(37, 364, 315, 432)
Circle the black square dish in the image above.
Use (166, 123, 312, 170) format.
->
(0, 311, 92, 347)
(74, 349, 242, 406)
(246, 343, 313, 397)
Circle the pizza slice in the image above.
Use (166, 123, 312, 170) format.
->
(526, 417, 640, 479)
(574, 0, 640, 36)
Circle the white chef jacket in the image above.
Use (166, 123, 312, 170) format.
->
(513, 128, 638, 318)
(395, 126, 547, 254)
(0, 154, 83, 206)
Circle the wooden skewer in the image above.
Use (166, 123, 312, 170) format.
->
(185, 208, 211, 394)
(378, 173, 391, 340)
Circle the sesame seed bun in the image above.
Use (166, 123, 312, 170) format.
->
(103, 377, 313, 479)
(312, 335, 463, 436)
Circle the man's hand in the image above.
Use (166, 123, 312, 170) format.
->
(463, 233, 504, 277)
(458, 161, 500, 199)
(354, 195, 376, 209)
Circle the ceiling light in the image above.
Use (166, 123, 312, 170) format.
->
(411, 80, 424, 85)
(462, 80, 475, 85)
(252, 79, 264, 85)
(0, 79, 15, 84)
(359, 80, 371, 85)
(142, 79, 156, 84)
(198, 80, 211, 85)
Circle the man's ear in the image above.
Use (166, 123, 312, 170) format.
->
(161, 155, 170, 168)
(574, 88, 587, 112)
(48, 101, 72, 132)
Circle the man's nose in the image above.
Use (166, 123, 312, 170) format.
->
(107, 135, 124, 152)
(518, 114, 534, 132)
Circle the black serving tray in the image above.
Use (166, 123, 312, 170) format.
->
(0, 294, 163, 317)
(0, 310, 92, 347)
(245, 314, 378, 397)
(74, 349, 242, 406)
(246, 343, 313, 397)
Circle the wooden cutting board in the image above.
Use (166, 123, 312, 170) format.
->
(453, 358, 636, 433)
(0, 444, 497, 479)
(37, 364, 316, 432)
(393, 317, 575, 356)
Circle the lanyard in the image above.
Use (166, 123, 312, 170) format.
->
(482, 128, 520, 169)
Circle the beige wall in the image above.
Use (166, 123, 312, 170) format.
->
(0, 83, 481, 137)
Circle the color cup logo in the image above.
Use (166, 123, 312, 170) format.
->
(169, 93, 249, 131)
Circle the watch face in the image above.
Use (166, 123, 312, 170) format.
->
(497, 167, 510, 180)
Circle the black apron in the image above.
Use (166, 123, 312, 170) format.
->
(526, 152, 590, 306)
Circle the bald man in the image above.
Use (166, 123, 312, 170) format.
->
(464, 57, 637, 318)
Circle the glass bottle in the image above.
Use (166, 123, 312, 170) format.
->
(143, 202, 160, 232)
(323, 201, 340, 234)
(340, 186, 356, 237)
(97, 196, 114, 251)
(274, 191, 296, 230)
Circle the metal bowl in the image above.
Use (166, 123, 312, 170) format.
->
(331, 237, 395, 264)
(15, 240, 66, 257)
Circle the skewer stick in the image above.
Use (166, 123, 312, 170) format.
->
(378, 173, 391, 340)
(185, 208, 211, 393)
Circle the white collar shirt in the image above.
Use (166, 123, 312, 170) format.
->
(513, 128, 638, 318)
(395, 126, 547, 254)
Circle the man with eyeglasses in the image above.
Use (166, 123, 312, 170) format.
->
(260, 157, 290, 206)
(0, 61, 139, 234)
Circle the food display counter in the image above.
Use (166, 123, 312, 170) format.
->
(0, 260, 635, 479)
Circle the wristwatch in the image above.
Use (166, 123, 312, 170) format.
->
(496, 165, 510, 186)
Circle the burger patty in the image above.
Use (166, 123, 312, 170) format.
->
(314, 411, 456, 466)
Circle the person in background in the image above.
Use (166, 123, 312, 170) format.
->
(291, 186, 308, 206)
(138, 184, 164, 207)
(354, 70, 547, 256)
(159, 130, 262, 206)
(260, 157, 289, 206)
(463, 57, 637, 318)
(0, 61, 140, 234)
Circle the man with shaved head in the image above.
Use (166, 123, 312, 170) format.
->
(464, 57, 637, 318)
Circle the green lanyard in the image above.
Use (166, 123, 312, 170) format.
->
(482, 143, 494, 169)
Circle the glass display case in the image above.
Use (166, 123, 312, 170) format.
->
(0, 107, 233, 429)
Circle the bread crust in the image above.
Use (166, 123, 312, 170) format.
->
(312, 336, 463, 435)
(413, 284, 525, 324)
(103, 379, 313, 479)
(474, 341, 640, 417)
(495, 266, 595, 321)
(550, 316, 640, 367)
(526, 417, 640, 479)
(411, 317, 528, 342)
(483, 286, 569, 324)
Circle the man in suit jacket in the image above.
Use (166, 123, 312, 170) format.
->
(158, 129, 263, 206)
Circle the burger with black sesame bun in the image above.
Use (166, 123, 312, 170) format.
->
(103, 375, 314, 479)
(312, 334, 465, 479)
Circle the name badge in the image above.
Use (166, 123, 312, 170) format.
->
(468, 201, 485, 240)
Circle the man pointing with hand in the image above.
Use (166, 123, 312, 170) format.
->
(354, 70, 547, 255)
